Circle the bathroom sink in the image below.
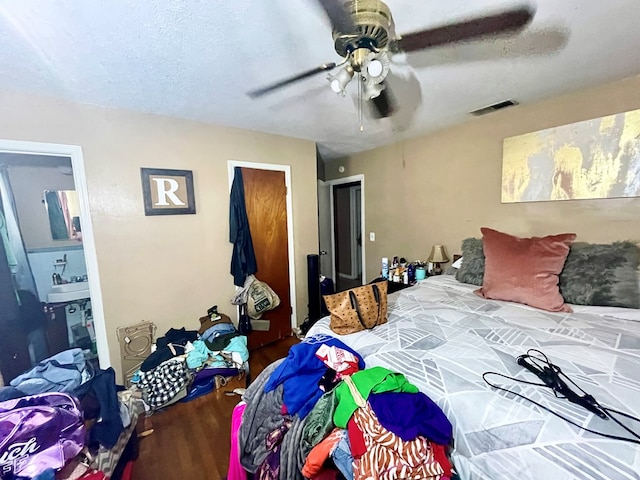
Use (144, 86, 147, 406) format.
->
(47, 282, 90, 303)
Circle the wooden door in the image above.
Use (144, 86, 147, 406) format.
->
(241, 168, 291, 350)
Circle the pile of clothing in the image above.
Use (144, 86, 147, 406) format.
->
(1, 348, 129, 451)
(131, 314, 249, 411)
(0, 348, 136, 480)
(233, 334, 454, 480)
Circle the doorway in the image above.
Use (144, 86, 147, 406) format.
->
(0, 139, 109, 379)
(333, 182, 362, 291)
(228, 161, 296, 350)
(319, 174, 366, 293)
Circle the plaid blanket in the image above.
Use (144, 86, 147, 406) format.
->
(138, 357, 190, 409)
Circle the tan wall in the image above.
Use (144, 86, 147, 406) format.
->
(0, 90, 318, 382)
(327, 75, 640, 280)
(8, 164, 77, 250)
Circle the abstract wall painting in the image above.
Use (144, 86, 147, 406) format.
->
(502, 108, 640, 203)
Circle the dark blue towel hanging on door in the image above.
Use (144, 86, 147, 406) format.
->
(229, 167, 257, 287)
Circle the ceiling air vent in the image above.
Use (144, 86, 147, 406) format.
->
(469, 99, 518, 116)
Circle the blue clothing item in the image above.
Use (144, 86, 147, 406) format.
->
(10, 348, 87, 395)
(187, 340, 213, 369)
(200, 323, 237, 343)
(368, 391, 453, 445)
(31, 469, 55, 480)
(225, 335, 249, 363)
(230, 167, 257, 287)
(331, 432, 354, 480)
(264, 334, 365, 418)
(73, 367, 124, 450)
(0, 386, 25, 402)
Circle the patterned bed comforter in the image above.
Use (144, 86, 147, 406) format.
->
(306, 276, 640, 480)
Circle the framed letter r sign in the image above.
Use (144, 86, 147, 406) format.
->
(141, 168, 196, 215)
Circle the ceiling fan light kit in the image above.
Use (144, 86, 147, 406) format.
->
(248, 0, 535, 122)
(367, 59, 384, 78)
(363, 82, 383, 100)
(363, 52, 390, 85)
(328, 65, 355, 95)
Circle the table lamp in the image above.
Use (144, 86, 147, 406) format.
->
(427, 244, 449, 275)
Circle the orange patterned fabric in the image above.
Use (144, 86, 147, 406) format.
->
(352, 404, 444, 480)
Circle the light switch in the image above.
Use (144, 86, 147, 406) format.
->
(369, 232, 376, 242)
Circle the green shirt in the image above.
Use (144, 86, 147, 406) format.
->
(333, 366, 419, 428)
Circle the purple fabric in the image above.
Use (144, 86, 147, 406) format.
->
(263, 335, 365, 418)
(256, 417, 292, 480)
(0, 392, 85, 478)
(368, 391, 452, 445)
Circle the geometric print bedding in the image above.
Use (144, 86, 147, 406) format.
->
(307, 276, 640, 480)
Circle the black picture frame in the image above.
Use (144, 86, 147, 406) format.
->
(140, 168, 196, 216)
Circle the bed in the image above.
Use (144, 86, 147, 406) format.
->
(305, 275, 640, 480)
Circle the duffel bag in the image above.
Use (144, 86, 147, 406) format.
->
(0, 392, 84, 479)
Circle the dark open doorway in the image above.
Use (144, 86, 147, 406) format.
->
(333, 181, 362, 292)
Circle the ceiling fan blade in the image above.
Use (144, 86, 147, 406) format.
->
(394, 5, 535, 53)
(315, 0, 356, 33)
(247, 62, 337, 98)
(369, 82, 396, 118)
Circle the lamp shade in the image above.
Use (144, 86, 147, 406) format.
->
(428, 245, 449, 263)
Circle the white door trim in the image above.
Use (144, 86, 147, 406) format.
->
(227, 161, 297, 328)
(326, 174, 366, 286)
(316, 180, 332, 277)
(0, 139, 110, 369)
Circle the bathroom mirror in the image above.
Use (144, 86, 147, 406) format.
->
(43, 190, 82, 241)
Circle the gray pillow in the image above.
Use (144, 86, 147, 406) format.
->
(455, 238, 485, 286)
(559, 241, 640, 308)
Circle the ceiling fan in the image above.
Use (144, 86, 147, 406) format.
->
(248, 0, 535, 119)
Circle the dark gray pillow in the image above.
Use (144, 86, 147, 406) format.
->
(559, 241, 640, 308)
(455, 238, 485, 286)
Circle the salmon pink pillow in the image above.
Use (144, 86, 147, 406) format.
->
(475, 228, 576, 312)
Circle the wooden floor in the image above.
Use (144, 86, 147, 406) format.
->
(131, 335, 299, 480)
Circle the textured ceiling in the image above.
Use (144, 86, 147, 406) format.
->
(1, 1, 640, 160)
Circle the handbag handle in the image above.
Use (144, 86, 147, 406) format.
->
(349, 284, 381, 330)
(373, 283, 381, 323)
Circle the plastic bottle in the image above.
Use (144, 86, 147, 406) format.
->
(382, 257, 389, 279)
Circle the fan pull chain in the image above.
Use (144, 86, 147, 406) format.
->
(358, 75, 364, 132)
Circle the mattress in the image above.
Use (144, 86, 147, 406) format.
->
(306, 275, 640, 480)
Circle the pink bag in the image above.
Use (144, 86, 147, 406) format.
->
(0, 392, 85, 479)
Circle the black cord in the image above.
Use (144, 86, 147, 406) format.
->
(527, 351, 640, 441)
(483, 349, 640, 445)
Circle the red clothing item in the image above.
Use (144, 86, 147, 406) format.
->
(81, 472, 108, 480)
(313, 470, 340, 480)
(347, 417, 367, 459)
(431, 443, 452, 477)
